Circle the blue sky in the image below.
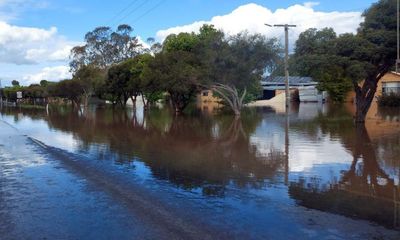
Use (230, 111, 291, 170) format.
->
(0, 0, 378, 86)
(7, 0, 375, 40)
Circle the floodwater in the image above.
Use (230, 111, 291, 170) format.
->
(1, 102, 400, 239)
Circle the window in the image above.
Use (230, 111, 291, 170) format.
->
(202, 91, 209, 97)
(382, 82, 400, 95)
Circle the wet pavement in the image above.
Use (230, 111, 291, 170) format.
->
(0, 121, 217, 239)
(1, 104, 400, 239)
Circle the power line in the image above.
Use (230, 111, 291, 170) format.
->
(107, 0, 140, 26)
(132, 0, 166, 24)
(114, 0, 149, 26)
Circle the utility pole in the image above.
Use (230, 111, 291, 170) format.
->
(397, 0, 399, 73)
(265, 24, 296, 109)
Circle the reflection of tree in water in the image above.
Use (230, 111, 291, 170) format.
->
(4, 107, 286, 197)
(377, 105, 400, 122)
(289, 109, 400, 229)
(143, 110, 286, 196)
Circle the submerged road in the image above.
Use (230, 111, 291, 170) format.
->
(0, 120, 222, 240)
(1, 119, 399, 240)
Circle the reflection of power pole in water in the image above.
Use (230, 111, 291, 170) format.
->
(395, 164, 400, 228)
(0, 79, 2, 108)
(285, 110, 289, 185)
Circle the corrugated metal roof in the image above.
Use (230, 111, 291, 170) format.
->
(261, 76, 317, 85)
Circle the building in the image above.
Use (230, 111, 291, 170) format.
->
(346, 72, 400, 102)
(261, 76, 326, 102)
(197, 89, 222, 113)
(380, 72, 400, 95)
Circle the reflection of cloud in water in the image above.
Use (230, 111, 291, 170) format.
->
(2, 115, 79, 152)
(289, 135, 352, 172)
(250, 120, 286, 153)
(296, 103, 327, 120)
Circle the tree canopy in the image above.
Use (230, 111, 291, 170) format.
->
(70, 24, 143, 73)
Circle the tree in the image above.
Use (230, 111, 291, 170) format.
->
(291, 1, 397, 119)
(286, 28, 354, 103)
(156, 32, 200, 113)
(40, 80, 49, 87)
(132, 53, 163, 109)
(197, 26, 282, 115)
(11, 80, 19, 87)
(24, 84, 48, 105)
(52, 79, 84, 108)
(106, 61, 133, 106)
(70, 24, 142, 73)
(73, 65, 106, 107)
(350, 0, 396, 122)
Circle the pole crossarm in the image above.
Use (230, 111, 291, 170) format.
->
(273, 24, 297, 28)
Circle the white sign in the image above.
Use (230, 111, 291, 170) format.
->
(17, 91, 23, 99)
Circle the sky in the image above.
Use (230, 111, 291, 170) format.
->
(0, 0, 377, 86)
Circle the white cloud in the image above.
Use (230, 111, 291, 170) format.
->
(0, 21, 75, 65)
(156, 3, 363, 51)
(22, 66, 72, 84)
(303, 2, 320, 8)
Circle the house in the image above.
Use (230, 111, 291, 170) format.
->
(197, 89, 222, 113)
(261, 76, 327, 102)
(198, 89, 220, 103)
(346, 72, 400, 102)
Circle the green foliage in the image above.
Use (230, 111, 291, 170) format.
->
(52, 79, 84, 105)
(294, 28, 336, 56)
(106, 61, 133, 105)
(24, 84, 47, 99)
(3, 85, 23, 100)
(286, 0, 397, 121)
(74, 65, 106, 94)
(195, 26, 282, 109)
(378, 93, 400, 107)
(40, 80, 49, 87)
(70, 24, 142, 73)
(138, 54, 163, 105)
(11, 80, 20, 87)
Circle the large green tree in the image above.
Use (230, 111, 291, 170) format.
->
(155, 32, 200, 113)
(70, 24, 142, 73)
(349, 0, 396, 122)
(73, 65, 106, 107)
(52, 79, 84, 108)
(196, 25, 282, 115)
(287, 28, 354, 103)
(289, 0, 396, 121)
(106, 60, 135, 106)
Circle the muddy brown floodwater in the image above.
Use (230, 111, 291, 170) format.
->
(1, 102, 400, 239)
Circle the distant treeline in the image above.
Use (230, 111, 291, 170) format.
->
(2, 24, 283, 115)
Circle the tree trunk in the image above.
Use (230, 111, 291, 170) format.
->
(141, 94, 148, 111)
(353, 65, 390, 123)
(354, 78, 377, 123)
(211, 84, 246, 116)
(83, 94, 90, 109)
(169, 92, 191, 113)
(130, 95, 137, 109)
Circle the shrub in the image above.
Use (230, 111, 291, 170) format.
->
(378, 93, 400, 107)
